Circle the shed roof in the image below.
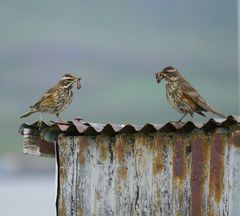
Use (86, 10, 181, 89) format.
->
(19, 115, 240, 141)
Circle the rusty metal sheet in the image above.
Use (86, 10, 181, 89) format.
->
(152, 133, 173, 215)
(133, 133, 153, 215)
(209, 129, 228, 216)
(115, 134, 135, 215)
(172, 134, 191, 216)
(20, 127, 55, 157)
(55, 126, 240, 216)
(229, 127, 240, 216)
(191, 131, 210, 216)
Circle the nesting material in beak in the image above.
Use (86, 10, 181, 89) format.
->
(155, 72, 163, 83)
(77, 78, 81, 89)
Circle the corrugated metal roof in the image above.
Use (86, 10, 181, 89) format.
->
(19, 115, 240, 135)
(19, 115, 240, 138)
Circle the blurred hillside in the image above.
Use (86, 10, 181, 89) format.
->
(0, 1, 238, 215)
(1, 0, 238, 157)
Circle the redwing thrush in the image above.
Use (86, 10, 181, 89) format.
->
(155, 66, 226, 122)
(20, 74, 81, 123)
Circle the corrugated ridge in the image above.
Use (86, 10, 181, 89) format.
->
(19, 115, 240, 136)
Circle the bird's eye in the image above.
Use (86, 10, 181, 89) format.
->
(67, 78, 73, 82)
(63, 80, 69, 85)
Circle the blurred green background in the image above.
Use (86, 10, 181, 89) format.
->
(0, 1, 238, 215)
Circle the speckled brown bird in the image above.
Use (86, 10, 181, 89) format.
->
(155, 66, 226, 122)
(20, 74, 81, 124)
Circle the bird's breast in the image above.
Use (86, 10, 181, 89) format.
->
(165, 81, 187, 114)
(53, 89, 73, 113)
(166, 81, 178, 95)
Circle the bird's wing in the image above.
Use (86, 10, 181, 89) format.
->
(30, 86, 57, 109)
(181, 80, 227, 118)
(181, 80, 211, 112)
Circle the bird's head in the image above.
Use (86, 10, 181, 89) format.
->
(155, 66, 178, 83)
(59, 74, 82, 90)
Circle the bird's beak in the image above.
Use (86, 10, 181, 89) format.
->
(155, 72, 163, 83)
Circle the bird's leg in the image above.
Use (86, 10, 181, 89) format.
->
(37, 113, 43, 129)
(190, 113, 194, 122)
(176, 113, 187, 123)
(170, 113, 187, 124)
(56, 113, 66, 123)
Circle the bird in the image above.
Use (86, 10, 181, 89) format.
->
(155, 66, 227, 122)
(20, 74, 82, 125)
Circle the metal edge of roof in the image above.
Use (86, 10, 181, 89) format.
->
(19, 115, 240, 137)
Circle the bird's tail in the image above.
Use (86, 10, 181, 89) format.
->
(20, 110, 37, 118)
(210, 108, 227, 119)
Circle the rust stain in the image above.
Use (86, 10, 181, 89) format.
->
(58, 135, 67, 144)
(96, 190, 101, 200)
(116, 136, 125, 162)
(134, 133, 153, 151)
(58, 195, 66, 216)
(153, 134, 164, 175)
(98, 136, 109, 161)
(79, 137, 88, 165)
(37, 138, 55, 155)
(77, 207, 84, 216)
(134, 134, 144, 158)
(191, 132, 209, 216)
(208, 212, 214, 216)
(117, 166, 128, 180)
(57, 139, 67, 179)
(209, 132, 225, 204)
(59, 161, 66, 179)
(232, 130, 240, 147)
(173, 135, 185, 179)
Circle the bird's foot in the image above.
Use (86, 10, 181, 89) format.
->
(56, 117, 67, 124)
(50, 119, 71, 125)
(74, 117, 84, 122)
(170, 120, 185, 124)
(37, 120, 43, 129)
(58, 119, 66, 124)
